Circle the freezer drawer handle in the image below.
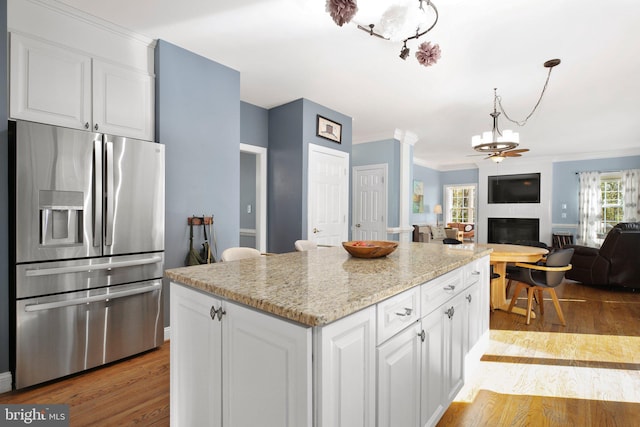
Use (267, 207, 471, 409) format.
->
(24, 255, 163, 277)
(23, 282, 162, 312)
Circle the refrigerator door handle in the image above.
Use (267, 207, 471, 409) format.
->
(93, 137, 102, 247)
(23, 282, 162, 312)
(104, 140, 114, 246)
(24, 255, 163, 277)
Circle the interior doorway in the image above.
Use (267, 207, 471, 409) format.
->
(352, 164, 388, 240)
(307, 144, 349, 245)
(239, 144, 267, 252)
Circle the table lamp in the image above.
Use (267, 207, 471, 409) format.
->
(434, 204, 442, 226)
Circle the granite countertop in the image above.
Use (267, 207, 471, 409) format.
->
(165, 242, 492, 327)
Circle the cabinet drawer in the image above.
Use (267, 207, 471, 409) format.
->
(421, 269, 464, 316)
(464, 258, 485, 287)
(377, 287, 420, 344)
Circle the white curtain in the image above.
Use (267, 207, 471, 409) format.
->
(621, 169, 640, 222)
(577, 171, 601, 246)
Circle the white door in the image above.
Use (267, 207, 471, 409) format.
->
(93, 59, 155, 141)
(223, 301, 311, 427)
(308, 144, 349, 245)
(353, 164, 388, 240)
(421, 309, 446, 427)
(170, 283, 222, 427)
(317, 306, 376, 427)
(377, 323, 422, 427)
(445, 293, 467, 403)
(10, 33, 91, 130)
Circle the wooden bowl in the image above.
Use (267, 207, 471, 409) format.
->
(342, 241, 398, 258)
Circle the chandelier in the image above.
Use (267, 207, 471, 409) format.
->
(471, 59, 561, 162)
(326, 0, 441, 67)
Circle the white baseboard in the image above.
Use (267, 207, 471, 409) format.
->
(0, 371, 12, 393)
(164, 326, 170, 341)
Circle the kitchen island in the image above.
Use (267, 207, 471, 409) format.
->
(166, 242, 491, 427)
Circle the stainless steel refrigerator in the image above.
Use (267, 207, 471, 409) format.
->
(9, 120, 165, 389)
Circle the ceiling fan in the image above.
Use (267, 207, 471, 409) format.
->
(484, 148, 530, 163)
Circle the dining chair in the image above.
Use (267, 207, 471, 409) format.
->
(221, 247, 262, 262)
(294, 240, 318, 251)
(506, 248, 574, 325)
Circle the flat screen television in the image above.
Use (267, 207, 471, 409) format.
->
(488, 173, 540, 204)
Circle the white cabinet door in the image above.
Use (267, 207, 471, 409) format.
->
(420, 308, 445, 427)
(10, 33, 91, 130)
(317, 306, 376, 427)
(420, 291, 466, 427)
(170, 283, 222, 427)
(445, 292, 467, 403)
(465, 280, 482, 352)
(93, 60, 154, 141)
(223, 301, 312, 427)
(377, 323, 421, 427)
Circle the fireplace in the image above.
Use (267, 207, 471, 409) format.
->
(488, 218, 540, 244)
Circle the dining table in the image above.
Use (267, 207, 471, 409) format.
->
(479, 243, 549, 317)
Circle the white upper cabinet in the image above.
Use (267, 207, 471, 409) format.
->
(10, 34, 92, 130)
(92, 59, 154, 140)
(10, 33, 155, 141)
(8, 0, 156, 141)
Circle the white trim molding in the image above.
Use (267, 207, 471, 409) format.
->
(164, 326, 171, 342)
(240, 144, 268, 253)
(0, 371, 13, 393)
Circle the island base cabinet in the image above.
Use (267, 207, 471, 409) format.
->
(223, 301, 312, 427)
(377, 323, 421, 427)
(170, 283, 222, 427)
(421, 291, 468, 427)
(315, 306, 376, 427)
(170, 283, 312, 427)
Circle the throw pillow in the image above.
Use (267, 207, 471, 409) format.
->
(464, 224, 474, 232)
(431, 225, 448, 239)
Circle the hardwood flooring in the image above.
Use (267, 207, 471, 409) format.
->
(439, 280, 640, 426)
(0, 344, 170, 426)
(1, 280, 639, 426)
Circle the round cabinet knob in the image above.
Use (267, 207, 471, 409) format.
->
(355, 224, 361, 228)
(84, 122, 90, 129)
(94, 123, 99, 131)
(313, 228, 322, 234)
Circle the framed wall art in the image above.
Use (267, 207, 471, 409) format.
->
(316, 115, 342, 143)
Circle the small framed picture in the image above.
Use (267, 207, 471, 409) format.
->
(316, 115, 342, 144)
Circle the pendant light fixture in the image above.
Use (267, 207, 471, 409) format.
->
(471, 59, 561, 160)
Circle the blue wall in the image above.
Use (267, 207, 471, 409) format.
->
(0, 0, 9, 374)
(241, 101, 268, 148)
(156, 40, 240, 325)
(552, 155, 640, 227)
(268, 98, 352, 253)
(352, 139, 401, 230)
(441, 169, 479, 189)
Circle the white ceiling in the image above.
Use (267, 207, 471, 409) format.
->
(56, 0, 640, 169)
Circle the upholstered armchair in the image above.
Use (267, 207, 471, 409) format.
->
(566, 222, 640, 289)
(413, 225, 458, 243)
(447, 222, 475, 241)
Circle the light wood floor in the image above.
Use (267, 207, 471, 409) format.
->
(439, 280, 640, 426)
(1, 280, 639, 426)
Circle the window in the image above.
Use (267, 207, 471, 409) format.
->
(600, 175, 623, 233)
(445, 185, 476, 224)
